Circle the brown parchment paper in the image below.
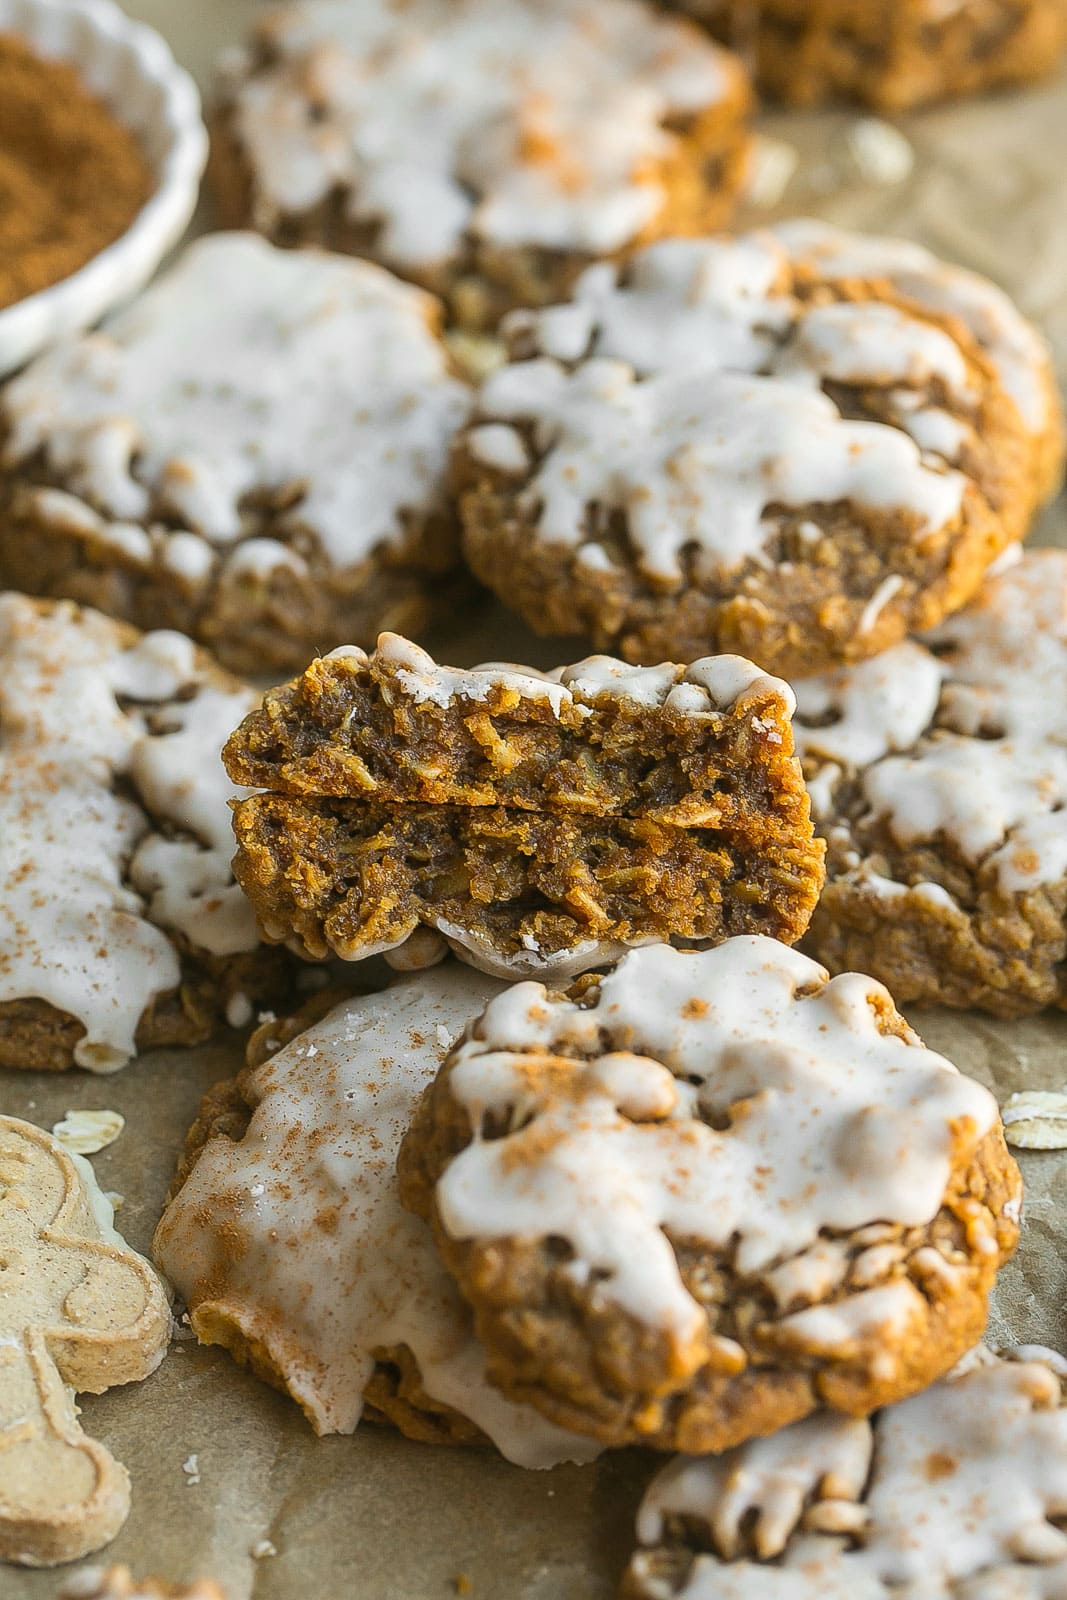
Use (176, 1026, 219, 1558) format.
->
(3, 4, 1067, 1594)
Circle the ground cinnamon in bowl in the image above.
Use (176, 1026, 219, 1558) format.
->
(0, 31, 154, 310)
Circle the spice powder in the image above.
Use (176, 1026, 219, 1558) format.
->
(0, 32, 154, 310)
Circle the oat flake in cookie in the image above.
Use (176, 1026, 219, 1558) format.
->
(624, 1346, 1067, 1598)
(670, 0, 1067, 110)
(0, 233, 470, 677)
(397, 937, 1020, 1452)
(458, 220, 1062, 678)
(795, 547, 1067, 1018)
(208, 0, 752, 331)
(223, 635, 823, 980)
(154, 963, 599, 1467)
(0, 594, 293, 1072)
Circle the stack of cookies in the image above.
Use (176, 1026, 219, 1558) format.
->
(3, 0, 1067, 1590)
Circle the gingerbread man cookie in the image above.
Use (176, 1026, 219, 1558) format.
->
(0, 1117, 171, 1566)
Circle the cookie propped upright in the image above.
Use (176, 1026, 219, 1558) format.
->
(224, 636, 823, 979)
(398, 937, 1021, 1452)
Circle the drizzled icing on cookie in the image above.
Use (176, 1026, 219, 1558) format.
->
(224, 0, 739, 264)
(435, 938, 997, 1347)
(153, 965, 599, 1468)
(2, 233, 468, 575)
(793, 550, 1067, 893)
(631, 1350, 1067, 1598)
(773, 219, 1056, 431)
(0, 596, 258, 1071)
(338, 632, 794, 719)
(510, 231, 986, 471)
(471, 360, 964, 582)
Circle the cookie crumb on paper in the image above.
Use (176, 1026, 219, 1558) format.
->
(1002, 1090, 1067, 1149)
(52, 1108, 125, 1155)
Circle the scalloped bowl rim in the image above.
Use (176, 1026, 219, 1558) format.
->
(0, 0, 208, 377)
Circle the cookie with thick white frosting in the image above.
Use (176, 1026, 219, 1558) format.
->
(398, 937, 1020, 1451)
(222, 634, 823, 980)
(795, 546, 1067, 1017)
(624, 1346, 1067, 1598)
(153, 963, 600, 1467)
(0, 593, 295, 1072)
(0, 233, 471, 677)
(669, 0, 1067, 110)
(458, 220, 1061, 676)
(208, 0, 752, 331)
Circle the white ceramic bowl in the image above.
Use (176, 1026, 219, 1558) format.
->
(0, 0, 207, 377)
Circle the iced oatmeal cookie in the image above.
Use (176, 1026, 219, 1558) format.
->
(208, 0, 753, 331)
(154, 962, 599, 1467)
(670, 0, 1067, 110)
(458, 220, 1061, 677)
(0, 594, 295, 1073)
(624, 1346, 1067, 1598)
(0, 233, 470, 677)
(398, 938, 1020, 1452)
(224, 635, 823, 979)
(795, 547, 1067, 1018)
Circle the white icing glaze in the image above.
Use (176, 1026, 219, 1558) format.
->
(226, 0, 738, 264)
(800, 552, 1067, 891)
(773, 218, 1055, 431)
(2, 233, 469, 572)
(507, 226, 1019, 476)
(475, 358, 965, 582)
(369, 632, 795, 718)
(793, 642, 945, 768)
(436, 937, 998, 1348)
(631, 1350, 1067, 1599)
(153, 965, 600, 1468)
(0, 596, 259, 1072)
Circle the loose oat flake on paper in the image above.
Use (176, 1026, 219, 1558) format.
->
(51, 1109, 125, 1155)
(1001, 1090, 1067, 1150)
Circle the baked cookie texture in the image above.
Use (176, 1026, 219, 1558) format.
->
(398, 938, 1021, 1454)
(624, 1346, 1067, 1598)
(671, 0, 1067, 110)
(0, 233, 470, 677)
(458, 219, 1062, 677)
(224, 636, 823, 979)
(208, 0, 753, 331)
(0, 593, 295, 1073)
(795, 547, 1067, 1018)
(153, 963, 600, 1467)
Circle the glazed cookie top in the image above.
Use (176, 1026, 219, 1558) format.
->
(153, 964, 599, 1468)
(1, 232, 469, 580)
(629, 1347, 1067, 1598)
(774, 219, 1060, 438)
(360, 633, 791, 718)
(793, 548, 1067, 899)
(0, 594, 259, 1071)
(222, 0, 744, 266)
(427, 937, 999, 1351)
(467, 358, 967, 586)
